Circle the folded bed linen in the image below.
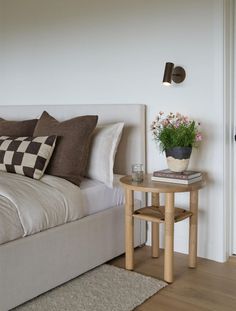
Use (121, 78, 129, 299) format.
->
(80, 175, 125, 216)
(0, 172, 84, 245)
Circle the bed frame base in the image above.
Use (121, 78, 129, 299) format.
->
(0, 204, 145, 310)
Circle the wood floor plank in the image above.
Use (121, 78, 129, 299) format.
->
(109, 246, 236, 311)
(135, 293, 212, 311)
(159, 281, 236, 311)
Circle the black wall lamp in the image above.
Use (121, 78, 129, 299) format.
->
(162, 62, 186, 86)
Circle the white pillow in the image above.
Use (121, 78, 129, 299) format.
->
(87, 122, 124, 188)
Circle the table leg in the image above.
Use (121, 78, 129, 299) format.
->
(189, 190, 198, 268)
(151, 193, 160, 258)
(125, 189, 134, 270)
(164, 192, 175, 283)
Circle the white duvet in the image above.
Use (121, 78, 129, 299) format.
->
(0, 172, 84, 245)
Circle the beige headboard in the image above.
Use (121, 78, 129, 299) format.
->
(0, 104, 146, 175)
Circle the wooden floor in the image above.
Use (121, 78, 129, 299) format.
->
(109, 246, 236, 311)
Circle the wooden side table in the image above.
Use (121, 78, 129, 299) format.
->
(120, 174, 206, 283)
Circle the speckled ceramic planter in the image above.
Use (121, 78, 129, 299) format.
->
(165, 147, 192, 172)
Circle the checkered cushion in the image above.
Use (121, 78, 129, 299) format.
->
(0, 135, 57, 180)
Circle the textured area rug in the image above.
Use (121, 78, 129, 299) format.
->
(14, 264, 167, 311)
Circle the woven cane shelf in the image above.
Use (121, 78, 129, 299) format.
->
(133, 206, 193, 223)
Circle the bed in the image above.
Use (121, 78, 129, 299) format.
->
(0, 104, 146, 311)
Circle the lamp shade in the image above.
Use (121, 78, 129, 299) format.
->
(162, 62, 174, 85)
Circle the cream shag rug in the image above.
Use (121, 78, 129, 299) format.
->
(14, 264, 167, 311)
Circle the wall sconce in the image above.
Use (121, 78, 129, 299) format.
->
(162, 62, 186, 86)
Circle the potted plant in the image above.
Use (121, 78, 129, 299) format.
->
(151, 111, 202, 172)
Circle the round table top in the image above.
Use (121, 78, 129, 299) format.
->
(120, 173, 206, 193)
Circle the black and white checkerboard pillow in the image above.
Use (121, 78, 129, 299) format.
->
(0, 135, 57, 180)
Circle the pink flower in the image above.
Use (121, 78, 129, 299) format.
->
(183, 116, 189, 124)
(175, 121, 180, 128)
(196, 133, 202, 141)
(162, 119, 169, 126)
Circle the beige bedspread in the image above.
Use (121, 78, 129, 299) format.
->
(0, 172, 84, 245)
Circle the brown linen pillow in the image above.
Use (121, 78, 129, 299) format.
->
(0, 119, 38, 136)
(33, 111, 98, 186)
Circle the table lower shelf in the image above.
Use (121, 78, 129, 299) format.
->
(133, 206, 193, 223)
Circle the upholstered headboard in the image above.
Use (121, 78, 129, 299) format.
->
(0, 104, 146, 175)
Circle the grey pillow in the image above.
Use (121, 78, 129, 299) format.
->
(33, 111, 98, 186)
(0, 118, 38, 136)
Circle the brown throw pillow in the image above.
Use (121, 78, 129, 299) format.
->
(0, 119, 38, 136)
(33, 111, 98, 186)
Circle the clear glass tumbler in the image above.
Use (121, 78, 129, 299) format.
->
(132, 164, 144, 182)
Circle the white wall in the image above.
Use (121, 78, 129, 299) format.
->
(0, 0, 226, 262)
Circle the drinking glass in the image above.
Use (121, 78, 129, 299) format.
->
(132, 164, 144, 182)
